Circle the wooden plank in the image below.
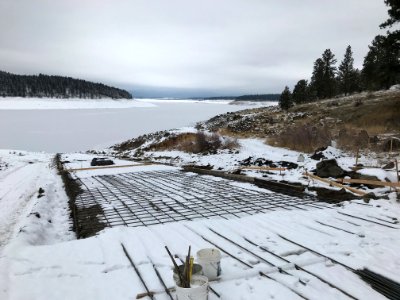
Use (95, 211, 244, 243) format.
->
(337, 178, 400, 188)
(240, 166, 287, 171)
(68, 163, 153, 172)
(304, 172, 367, 196)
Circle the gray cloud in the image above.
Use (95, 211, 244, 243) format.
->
(0, 0, 388, 96)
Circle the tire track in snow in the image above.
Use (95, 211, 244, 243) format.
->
(0, 162, 45, 251)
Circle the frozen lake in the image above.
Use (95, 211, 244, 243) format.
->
(0, 99, 267, 152)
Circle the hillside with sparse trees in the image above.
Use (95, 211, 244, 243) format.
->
(0, 71, 132, 99)
(279, 0, 399, 110)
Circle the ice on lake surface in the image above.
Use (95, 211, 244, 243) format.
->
(0, 100, 266, 152)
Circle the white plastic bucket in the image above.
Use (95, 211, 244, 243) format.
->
(196, 248, 221, 280)
(175, 275, 209, 300)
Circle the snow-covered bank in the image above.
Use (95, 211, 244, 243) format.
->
(0, 97, 155, 110)
(111, 133, 399, 197)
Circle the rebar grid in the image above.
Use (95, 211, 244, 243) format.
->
(74, 170, 317, 232)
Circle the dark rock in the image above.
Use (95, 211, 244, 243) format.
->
(239, 157, 297, 169)
(194, 164, 214, 170)
(310, 146, 327, 161)
(316, 159, 345, 178)
(254, 158, 274, 167)
(314, 187, 358, 203)
(33, 212, 41, 218)
(231, 169, 242, 175)
(90, 158, 114, 166)
(362, 192, 379, 200)
(278, 161, 298, 169)
(346, 171, 380, 182)
(240, 157, 253, 166)
(382, 162, 395, 169)
(38, 187, 45, 194)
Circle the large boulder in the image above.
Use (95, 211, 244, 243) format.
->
(316, 159, 345, 178)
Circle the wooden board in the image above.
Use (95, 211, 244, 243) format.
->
(304, 172, 367, 196)
(240, 166, 287, 171)
(337, 178, 400, 188)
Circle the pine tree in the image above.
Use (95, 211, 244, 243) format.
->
(279, 86, 293, 110)
(310, 58, 325, 99)
(380, 0, 400, 28)
(362, 32, 400, 90)
(338, 45, 358, 95)
(361, 0, 400, 91)
(321, 49, 337, 98)
(292, 79, 309, 104)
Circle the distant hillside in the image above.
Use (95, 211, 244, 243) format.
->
(234, 94, 280, 101)
(201, 94, 279, 101)
(0, 71, 132, 99)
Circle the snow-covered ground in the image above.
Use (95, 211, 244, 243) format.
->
(1, 195, 399, 299)
(62, 152, 177, 178)
(0, 150, 73, 253)
(117, 137, 399, 197)
(0, 149, 399, 300)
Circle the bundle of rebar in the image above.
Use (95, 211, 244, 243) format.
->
(355, 268, 400, 300)
(165, 245, 193, 288)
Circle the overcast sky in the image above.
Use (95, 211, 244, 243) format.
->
(0, 0, 389, 97)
